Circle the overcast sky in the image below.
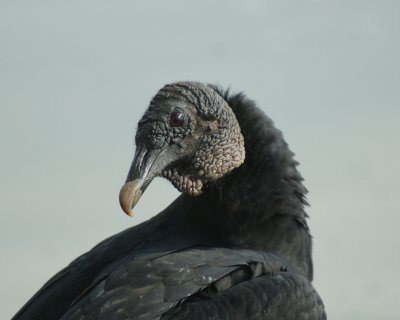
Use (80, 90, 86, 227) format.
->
(1, 1, 399, 319)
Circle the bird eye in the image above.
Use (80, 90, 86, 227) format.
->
(169, 112, 185, 127)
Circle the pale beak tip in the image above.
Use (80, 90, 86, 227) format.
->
(120, 202, 134, 217)
(119, 180, 143, 217)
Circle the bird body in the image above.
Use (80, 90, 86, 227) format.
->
(13, 82, 326, 319)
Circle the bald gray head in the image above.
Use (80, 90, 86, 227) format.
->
(119, 82, 245, 215)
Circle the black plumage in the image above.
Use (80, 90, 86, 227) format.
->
(13, 82, 326, 319)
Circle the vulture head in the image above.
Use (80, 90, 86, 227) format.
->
(119, 82, 245, 216)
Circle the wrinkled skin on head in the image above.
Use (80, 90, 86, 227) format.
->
(120, 82, 245, 215)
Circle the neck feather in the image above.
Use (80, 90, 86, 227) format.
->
(190, 87, 313, 279)
(209, 88, 309, 228)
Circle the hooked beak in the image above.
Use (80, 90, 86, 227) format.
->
(119, 146, 164, 216)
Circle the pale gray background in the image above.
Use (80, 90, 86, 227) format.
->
(1, 1, 399, 319)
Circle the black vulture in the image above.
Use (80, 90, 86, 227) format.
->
(13, 82, 326, 319)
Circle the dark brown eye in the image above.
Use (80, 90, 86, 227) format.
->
(169, 112, 185, 127)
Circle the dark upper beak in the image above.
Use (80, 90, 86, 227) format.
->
(119, 145, 164, 216)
